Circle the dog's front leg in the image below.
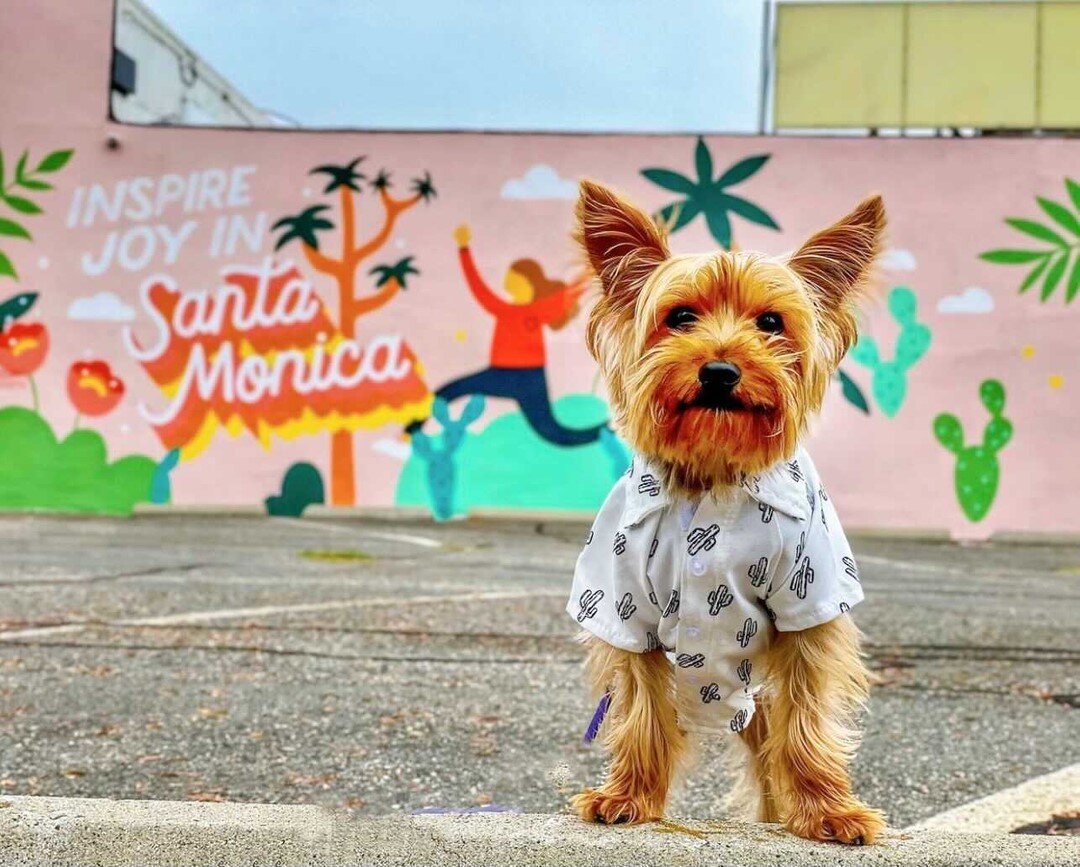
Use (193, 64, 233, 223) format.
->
(571, 635, 685, 824)
(763, 615, 886, 844)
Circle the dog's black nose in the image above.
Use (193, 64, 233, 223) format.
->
(699, 361, 741, 392)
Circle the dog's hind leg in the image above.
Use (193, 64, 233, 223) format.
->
(761, 615, 886, 844)
(726, 694, 780, 823)
(570, 634, 686, 825)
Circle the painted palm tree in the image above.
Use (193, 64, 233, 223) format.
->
(272, 156, 436, 507)
(370, 257, 419, 290)
(310, 157, 365, 193)
(271, 205, 334, 251)
(641, 137, 778, 249)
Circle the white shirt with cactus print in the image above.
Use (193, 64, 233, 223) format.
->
(567, 448, 864, 735)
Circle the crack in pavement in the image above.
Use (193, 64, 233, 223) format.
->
(0, 563, 207, 589)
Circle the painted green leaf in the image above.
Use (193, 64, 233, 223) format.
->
(0, 218, 30, 240)
(16, 178, 51, 192)
(837, 369, 870, 415)
(3, 195, 41, 215)
(1067, 257, 1080, 303)
(657, 200, 702, 232)
(1042, 252, 1068, 300)
(980, 249, 1048, 264)
(1066, 178, 1080, 213)
(721, 193, 780, 229)
(14, 151, 28, 182)
(35, 149, 73, 173)
(0, 252, 17, 280)
(0, 149, 5, 187)
(1004, 218, 1068, 248)
(640, 168, 696, 194)
(694, 137, 713, 183)
(716, 154, 770, 188)
(704, 207, 732, 249)
(1036, 197, 1080, 236)
(0, 291, 37, 319)
(1019, 255, 1051, 293)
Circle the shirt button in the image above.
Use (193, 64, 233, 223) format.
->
(685, 626, 700, 639)
(691, 559, 707, 576)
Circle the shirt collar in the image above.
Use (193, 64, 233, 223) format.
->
(624, 452, 811, 525)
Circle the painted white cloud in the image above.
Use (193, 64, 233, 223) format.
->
(372, 438, 412, 461)
(501, 164, 577, 200)
(937, 286, 995, 315)
(68, 291, 135, 322)
(880, 248, 917, 271)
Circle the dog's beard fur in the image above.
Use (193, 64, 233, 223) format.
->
(577, 182, 882, 495)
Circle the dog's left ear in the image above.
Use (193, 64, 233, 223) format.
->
(789, 194, 885, 307)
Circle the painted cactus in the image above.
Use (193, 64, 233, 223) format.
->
(411, 395, 485, 521)
(933, 379, 1012, 522)
(849, 287, 931, 417)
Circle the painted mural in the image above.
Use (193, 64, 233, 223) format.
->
(3, 1, 1080, 536)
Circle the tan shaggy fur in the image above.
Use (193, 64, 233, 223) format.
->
(570, 179, 887, 844)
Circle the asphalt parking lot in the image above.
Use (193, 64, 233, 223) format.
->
(0, 514, 1077, 829)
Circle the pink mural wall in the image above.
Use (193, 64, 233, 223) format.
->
(2, 0, 1077, 538)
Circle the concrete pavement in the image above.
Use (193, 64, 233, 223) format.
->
(0, 514, 1077, 835)
(1, 796, 1078, 867)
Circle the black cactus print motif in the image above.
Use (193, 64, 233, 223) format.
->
(794, 530, 806, 563)
(707, 583, 734, 615)
(676, 652, 705, 668)
(648, 590, 659, 607)
(743, 474, 761, 494)
(839, 601, 851, 614)
(842, 555, 859, 582)
(648, 538, 659, 560)
(790, 556, 815, 599)
(700, 682, 723, 704)
(787, 460, 803, 482)
(662, 589, 680, 618)
(584, 529, 594, 546)
(764, 603, 776, 623)
(687, 524, 721, 555)
(758, 502, 774, 523)
(821, 501, 829, 530)
(737, 658, 752, 687)
(637, 474, 661, 497)
(736, 617, 758, 648)
(613, 532, 627, 555)
(576, 589, 603, 623)
(645, 631, 664, 652)
(819, 485, 829, 502)
(729, 708, 749, 733)
(747, 556, 769, 588)
(615, 592, 636, 621)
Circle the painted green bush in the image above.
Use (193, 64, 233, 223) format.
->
(265, 462, 325, 517)
(0, 406, 155, 514)
(396, 394, 628, 514)
(849, 287, 931, 417)
(933, 379, 1012, 523)
(980, 178, 1080, 302)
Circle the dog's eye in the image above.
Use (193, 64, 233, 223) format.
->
(665, 307, 698, 330)
(756, 312, 784, 334)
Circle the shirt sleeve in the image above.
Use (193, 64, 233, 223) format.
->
(764, 482, 864, 633)
(567, 474, 663, 653)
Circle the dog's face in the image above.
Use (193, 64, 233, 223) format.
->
(575, 180, 885, 491)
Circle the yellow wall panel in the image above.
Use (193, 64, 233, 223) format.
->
(774, 4, 904, 128)
(1040, 3, 1080, 127)
(905, 3, 1037, 128)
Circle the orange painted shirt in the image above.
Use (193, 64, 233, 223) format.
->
(459, 247, 574, 368)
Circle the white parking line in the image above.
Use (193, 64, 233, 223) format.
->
(907, 762, 1080, 834)
(282, 518, 443, 549)
(0, 589, 566, 642)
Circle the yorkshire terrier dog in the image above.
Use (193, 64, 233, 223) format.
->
(566, 179, 886, 845)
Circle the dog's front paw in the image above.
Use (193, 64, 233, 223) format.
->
(786, 801, 886, 845)
(570, 787, 662, 825)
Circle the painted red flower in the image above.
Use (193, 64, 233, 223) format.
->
(67, 360, 124, 417)
(0, 322, 49, 376)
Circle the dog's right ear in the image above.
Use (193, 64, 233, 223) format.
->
(575, 180, 669, 303)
